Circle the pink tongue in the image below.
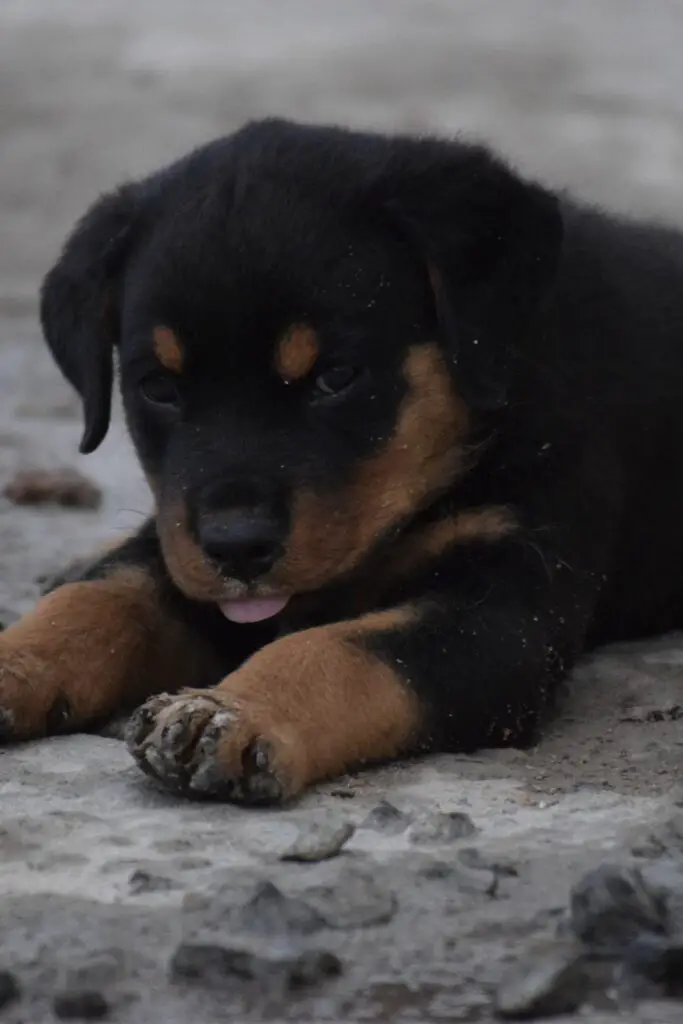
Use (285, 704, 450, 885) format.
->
(219, 596, 290, 623)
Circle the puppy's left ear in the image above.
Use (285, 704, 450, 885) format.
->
(378, 141, 563, 409)
(40, 185, 140, 453)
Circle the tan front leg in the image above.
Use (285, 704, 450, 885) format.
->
(0, 568, 213, 740)
(126, 607, 422, 804)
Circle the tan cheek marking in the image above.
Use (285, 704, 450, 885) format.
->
(212, 604, 421, 793)
(274, 325, 319, 382)
(274, 343, 469, 590)
(156, 501, 225, 602)
(153, 326, 184, 374)
(0, 568, 217, 737)
(387, 506, 519, 579)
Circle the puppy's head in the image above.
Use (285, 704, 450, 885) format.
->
(40, 120, 562, 621)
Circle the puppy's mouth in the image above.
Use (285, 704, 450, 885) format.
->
(218, 594, 290, 624)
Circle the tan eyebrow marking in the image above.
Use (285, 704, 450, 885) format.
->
(274, 325, 319, 382)
(153, 326, 184, 374)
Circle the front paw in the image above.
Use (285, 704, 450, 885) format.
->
(125, 690, 302, 805)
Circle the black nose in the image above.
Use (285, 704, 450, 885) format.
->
(197, 509, 283, 582)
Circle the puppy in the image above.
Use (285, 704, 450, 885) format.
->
(1, 118, 682, 803)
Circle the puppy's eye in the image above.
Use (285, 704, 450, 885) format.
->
(312, 365, 360, 398)
(139, 372, 180, 408)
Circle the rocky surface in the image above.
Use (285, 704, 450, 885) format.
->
(2, 2, 683, 1021)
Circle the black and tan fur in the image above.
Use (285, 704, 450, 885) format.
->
(1, 118, 682, 803)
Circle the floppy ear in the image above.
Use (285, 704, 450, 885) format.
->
(378, 141, 563, 409)
(39, 186, 139, 453)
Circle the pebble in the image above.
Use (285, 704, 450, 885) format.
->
(633, 815, 683, 860)
(408, 811, 477, 844)
(641, 856, 683, 931)
(171, 943, 264, 982)
(417, 855, 498, 896)
(65, 951, 125, 990)
(306, 866, 398, 929)
(621, 704, 683, 723)
(3, 467, 102, 509)
(417, 859, 456, 881)
(458, 847, 519, 877)
(621, 934, 683, 996)
(495, 942, 588, 1019)
(170, 942, 341, 989)
(570, 863, 669, 951)
(288, 950, 343, 989)
(238, 880, 326, 935)
(0, 970, 20, 1010)
(279, 819, 355, 862)
(129, 869, 176, 894)
(359, 800, 412, 835)
(52, 989, 109, 1020)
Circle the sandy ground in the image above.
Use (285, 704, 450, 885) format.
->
(2, 2, 683, 1021)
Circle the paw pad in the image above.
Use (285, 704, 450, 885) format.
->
(125, 692, 286, 805)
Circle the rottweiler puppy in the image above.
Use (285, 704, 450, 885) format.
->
(1, 118, 682, 803)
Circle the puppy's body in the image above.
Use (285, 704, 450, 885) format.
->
(1, 119, 682, 802)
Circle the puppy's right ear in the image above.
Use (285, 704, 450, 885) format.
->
(40, 186, 139, 453)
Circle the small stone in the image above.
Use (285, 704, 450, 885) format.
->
(287, 950, 343, 989)
(3, 467, 102, 509)
(0, 970, 20, 1010)
(570, 863, 669, 951)
(641, 856, 683, 931)
(622, 934, 683, 996)
(631, 835, 667, 859)
(53, 989, 109, 1020)
(170, 943, 258, 982)
(635, 815, 683, 859)
(418, 860, 455, 881)
(458, 847, 519, 876)
(418, 854, 498, 895)
(280, 819, 355, 862)
(306, 866, 398, 929)
(457, 864, 499, 898)
(65, 951, 125, 990)
(408, 811, 477, 844)
(495, 943, 587, 1019)
(238, 881, 325, 935)
(129, 869, 176, 894)
(621, 704, 683, 723)
(360, 800, 411, 834)
(170, 942, 341, 989)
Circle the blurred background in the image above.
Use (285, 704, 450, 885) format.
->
(2, 0, 683, 615)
